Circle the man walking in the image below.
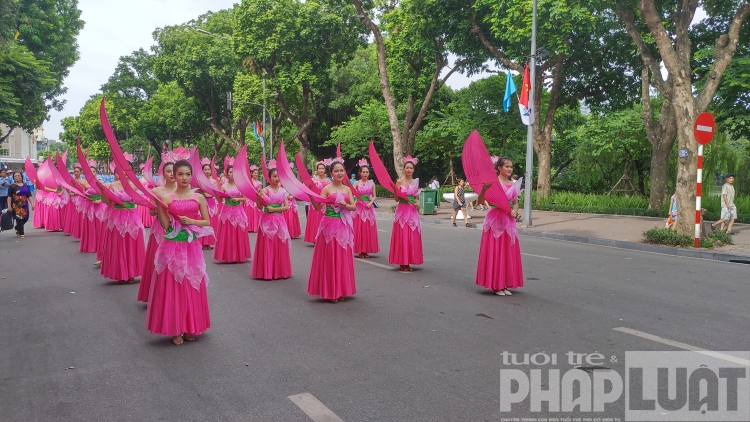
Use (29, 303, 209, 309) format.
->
(0, 169, 12, 212)
(712, 174, 737, 234)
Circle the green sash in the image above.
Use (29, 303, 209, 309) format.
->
(164, 227, 190, 242)
(324, 206, 341, 218)
(225, 198, 241, 206)
(263, 204, 282, 213)
(397, 195, 416, 205)
(88, 194, 101, 202)
(114, 201, 136, 209)
(360, 194, 371, 202)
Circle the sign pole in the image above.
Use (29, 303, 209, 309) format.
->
(694, 144, 703, 248)
(523, 0, 537, 228)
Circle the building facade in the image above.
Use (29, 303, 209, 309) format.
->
(0, 124, 41, 170)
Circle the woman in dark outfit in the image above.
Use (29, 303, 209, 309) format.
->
(6, 172, 35, 238)
(451, 179, 469, 227)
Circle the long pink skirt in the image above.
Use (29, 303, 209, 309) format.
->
(388, 222, 423, 265)
(100, 228, 146, 281)
(62, 202, 73, 235)
(246, 203, 261, 233)
(79, 216, 98, 253)
(303, 208, 323, 243)
(213, 220, 251, 263)
(70, 205, 83, 239)
(284, 209, 302, 239)
(251, 231, 292, 280)
(353, 215, 379, 254)
(138, 205, 155, 228)
(199, 213, 218, 247)
(307, 237, 356, 300)
(475, 230, 524, 290)
(96, 219, 107, 261)
(138, 232, 159, 302)
(33, 201, 46, 228)
(146, 270, 210, 336)
(45, 205, 63, 232)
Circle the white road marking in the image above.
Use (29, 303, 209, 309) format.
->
(288, 393, 345, 422)
(356, 258, 396, 270)
(696, 124, 713, 132)
(378, 229, 387, 232)
(613, 327, 750, 367)
(521, 253, 559, 260)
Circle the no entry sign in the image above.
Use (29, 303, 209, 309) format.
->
(694, 112, 715, 145)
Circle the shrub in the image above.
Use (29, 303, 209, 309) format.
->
(643, 228, 693, 247)
(709, 230, 734, 245)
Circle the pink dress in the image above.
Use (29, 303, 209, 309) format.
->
(283, 196, 302, 239)
(245, 180, 262, 232)
(70, 193, 85, 239)
(33, 189, 47, 228)
(138, 221, 165, 302)
(78, 188, 101, 253)
(388, 179, 424, 265)
(199, 196, 218, 247)
(100, 189, 146, 281)
(307, 192, 356, 300)
(213, 186, 251, 263)
(475, 180, 524, 291)
(137, 180, 155, 228)
(146, 194, 213, 336)
(63, 192, 80, 237)
(304, 178, 329, 243)
(353, 180, 379, 254)
(45, 190, 66, 232)
(252, 187, 292, 280)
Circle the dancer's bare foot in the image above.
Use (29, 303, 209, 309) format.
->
(363, 253, 370, 258)
(399, 265, 409, 272)
(329, 298, 339, 303)
(117, 280, 125, 284)
(94, 260, 102, 267)
(172, 336, 184, 345)
(338, 296, 346, 302)
(406, 265, 413, 272)
(184, 334, 196, 341)
(127, 278, 135, 284)
(357, 253, 365, 259)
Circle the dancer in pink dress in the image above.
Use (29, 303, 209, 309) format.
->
(389, 156, 424, 271)
(99, 172, 146, 284)
(44, 186, 65, 232)
(199, 161, 219, 250)
(245, 167, 262, 233)
(252, 168, 292, 280)
(78, 168, 101, 254)
(32, 181, 47, 229)
(352, 160, 379, 258)
(213, 166, 251, 263)
(475, 157, 524, 295)
(137, 173, 155, 228)
(303, 161, 330, 243)
(69, 166, 86, 240)
(138, 162, 176, 302)
(307, 161, 357, 302)
(146, 159, 213, 345)
(283, 191, 302, 239)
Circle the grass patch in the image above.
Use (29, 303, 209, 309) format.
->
(643, 228, 693, 247)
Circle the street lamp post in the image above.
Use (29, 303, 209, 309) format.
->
(523, 0, 538, 228)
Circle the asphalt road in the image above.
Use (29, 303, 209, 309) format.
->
(1, 213, 748, 422)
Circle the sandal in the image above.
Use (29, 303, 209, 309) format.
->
(465, 223, 470, 227)
(452, 222, 457, 227)
(19, 235, 25, 238)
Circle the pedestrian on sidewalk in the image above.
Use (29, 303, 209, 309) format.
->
(667, 190, 677, 230)
(712, 174, 737, 234)
(0, 168, 11, 212)
(451, 179, 469, 227)
(475, 157, 524, 296)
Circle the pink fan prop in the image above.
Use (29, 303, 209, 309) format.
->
(189, 149, 229, 198)
(210, 155, 220, 184)
(76, 138, 101, 195)
(36, 159, 59, 190)
(260, 153, 270, 182)
(336, 143, 364, 201)
(294, 153, 322, 194)
(233, 146, 266, 206)
(276, 141, 332, 203)
(143, 157, 157, 188)
(53, 151, 88, 197)
(25, 157, 42, 189)
(461, 130, 511, 213)
(368, 141, 409, 202)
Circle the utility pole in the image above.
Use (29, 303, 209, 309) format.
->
(523, 0, 537, 228)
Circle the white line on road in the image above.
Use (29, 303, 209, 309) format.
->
(521, 253, 559, 260)
(288, 393, 344, 422)
(356, 258, 396, 270)
(613, 327, 750, 367)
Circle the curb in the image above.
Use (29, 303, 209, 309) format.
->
(516, 229, 750, 264)
(374, 210, 750, 263)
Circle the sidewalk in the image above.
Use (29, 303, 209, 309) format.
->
(373, 197, 750, 261)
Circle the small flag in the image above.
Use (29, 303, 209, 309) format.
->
(519, 63, 534, 126)
(503, 69, 517, 113)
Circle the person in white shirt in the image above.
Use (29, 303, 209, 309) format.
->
(712, 174, 737, 234)
(428, 176, 440, 190)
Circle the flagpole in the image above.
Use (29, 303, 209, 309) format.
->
(523, 0, 537, 228)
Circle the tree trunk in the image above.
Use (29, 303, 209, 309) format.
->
(534, 136, 552, 203)
(648, 142, 671, 207)
(298, 142, 308, 169)
(672, 82, 699, 236)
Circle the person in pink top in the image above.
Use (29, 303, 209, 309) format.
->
(138, 161, 177, 302)
(389, 156, 424, 272)
(353, 159, 379, 258)
(245, 166, 262, 233)
(283, 190, 302, 239)
(213, 165, 251, 263)
(77, 165, 101, 254)
(474, 156, 524, 296)
(199, 161, 220, 250)
(252, 167, 292, 280)
(307, 160, 357, 303)
(146, 159, 213, 345)
(304, 161, 330, 243)
(99, 171, 146, 284)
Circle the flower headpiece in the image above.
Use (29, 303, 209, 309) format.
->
(139, 163, 145, 170)
(201, 157, 211, 166)
(87, 159, 97, 167)
(267, 159, 277, 170)
(491, 155, 500, 165)
(323, 158, 333, 167)
(249, 164, 259, 171)
(162, 146, 192, 163)
(225, 157, 235, 166)
(332, 156, 345, 164)
(402, 155, 419, 165)
(358, 158, 369, 167)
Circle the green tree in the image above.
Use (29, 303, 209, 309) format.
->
(0, 44, 56, 135)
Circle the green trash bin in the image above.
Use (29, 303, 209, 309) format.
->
(420, 189, 437, 215)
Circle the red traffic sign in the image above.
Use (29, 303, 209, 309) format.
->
(694, 112, 715, 145)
